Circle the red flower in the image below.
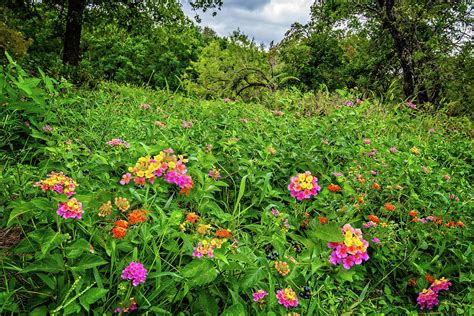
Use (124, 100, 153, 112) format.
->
(425, 274, 435, 284)
(457, 221, 465, 227)
(327, 184, 341, 192)
(383, 203, 395, 211)
(372, 183, 381, 190)
(318, 216, 329, 225)
(409, 210, 418, 217)
(186, 212, 200, 224)
(215, 229, 232, 238)
(128, 209, 147, 224)
(112, 226, 127, 239)
(115, 220, 129, 229)
(368, 215, 380, 223)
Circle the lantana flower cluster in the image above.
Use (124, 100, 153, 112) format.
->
(288, 171, 321, 200)
(34, 171, 77, 197)
(106, 138, 130, 149)
(110, 208, 147, 239)
(417, 277, 452, 310)
(121, 262, 148, 286)
(192, 238, 227, 258)
(57, 198, 84, 219)
(120, 149, 193, 195)
(252, 289, 268, 304)
(35, 172, 84, 220)
(276, 288, 298, 308)
(328, 224, 369, 270)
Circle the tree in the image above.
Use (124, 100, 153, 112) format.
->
(307, 0, 472, 104)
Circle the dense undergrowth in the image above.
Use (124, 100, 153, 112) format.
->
(0, 61, 473, 315)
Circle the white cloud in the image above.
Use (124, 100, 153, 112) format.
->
(182, 0, 313, 45)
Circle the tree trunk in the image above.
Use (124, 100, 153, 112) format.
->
(63, 0, 86, 66)
(379, 0, 415, 100)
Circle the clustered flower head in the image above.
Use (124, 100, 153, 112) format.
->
(405, 101, 416, 109)
(252, 289, 268, 304)
(112, 220, 128, 239)
(42, 125, 53, 132)
(181, 120, 193, 129)
(98, 201, 113, 217)
(275, 261, 291, 276)
(121, 262, 147, 286)
(215, 229, 232, 238)
(121, 150, 193, 195)
(417, 277, 451, 310)
(328, 224, 369, 270)
(343, 100, 354, 107)
(34, 171, 77, 197)
(115, 197, 130, 212)
(106, 138, 130, 149)
(327, 183, 341, 192)
(276, 288, 298, 308)
(208, 167, 221, 180)
(192, 240, 216, 258)
(57, 198, 84, 219)
(128, 209, 147, 224)
(288, 171, 321, 200)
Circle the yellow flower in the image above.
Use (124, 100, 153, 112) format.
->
(196, 224, 211, 235)
(168, 161, 176, 170)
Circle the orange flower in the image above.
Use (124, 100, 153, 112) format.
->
(357, 196, 365, 203)
(457, 221, 465, 227)
(368, 215, 380, 223)
(384, 203, 395, 211)
(128, 209, 147, 224)
(215, 229, 232, 238)
(356, 175, 366, 183)
(327, 184, 341, 192)
(186, 212, 200, 224)
(409, 210, 418, 217)
(372, 183, 381, 190)
(318, 216, 329, 225)
(444, 221, 456, 228)
(275, 261, 290, 276)
(115, 220, 129, 229)
(425, 274, 435, 284)
(98, 201, 112, 217)
(112, 226, 127, 239)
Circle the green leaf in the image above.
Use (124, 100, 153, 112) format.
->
(79, 288, 108, 311)
(308, 222, 344, 242)
(22, 254, 65, 273)
(71, 254, 108, 271)
(65, 239, 91, 259)
(181, 260, 218, 287)
(222, 304, 245, 316)
(238, 267, 264, 290)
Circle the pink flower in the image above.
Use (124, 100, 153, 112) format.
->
(57, 198, 84, 219)
(430, 278, 451, 293)
(342, 256, 354, 270)
(443, 174, 451, 182)
(368, 149, 377, 157)
(43, 125, 53, 133)
(332, 172, 344, 177)
(276, 288, 298, 308)
(389, 147, 398, 153)
(271, 208, 280, 217)
(120, 173, 132, 185)
(371, 170, 377, 176)
(223, 98, 232, 103)
(363, 138, 371, 145)
(428, 128, 436, 133)
(121, 262, 148, 286)
(288, 171, 321, 200)
(405, 101, 416, 109)
(181, 120, 193, 129)
(417, 289, 439, 310)
(252, 289, 268, 303)
(140, 103, 151, 110)
(371, 237, 380, 243)
(343, 100, 354, 107)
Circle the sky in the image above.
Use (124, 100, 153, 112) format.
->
(182, 0, 314, 46)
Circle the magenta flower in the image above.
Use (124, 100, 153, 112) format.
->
(121, 262, 148, 286)
(252, 289, 268, 303)
(271, 208, 281, 217)
(430, 278, 451, 293)
(342, 256, 355, 270)
(343, 100, 354, 107)
(328, 224, 370, 269)
(371, 237, 380, 243)
(288, 171, 321, 201)
(276, 288, 298, 308)
(107, 138, 130, 149)
(417, 289, 439, 310)
(57, 198, 84, 219)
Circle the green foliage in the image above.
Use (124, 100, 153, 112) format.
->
(1, 74, 472, 314)
(0, 22, 32, 60)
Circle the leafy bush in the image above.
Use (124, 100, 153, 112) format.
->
(1, 78, 472, 314)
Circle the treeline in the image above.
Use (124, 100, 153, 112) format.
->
(1, 0, 472, 114)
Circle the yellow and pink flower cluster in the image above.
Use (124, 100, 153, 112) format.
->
(120, 149, 193, 195)
(328, 224, 369, 270)
(288, 171, 321, 200)
(35, 172, 83, 219)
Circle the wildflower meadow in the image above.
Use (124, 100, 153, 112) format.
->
(1, 57, 473, 315)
